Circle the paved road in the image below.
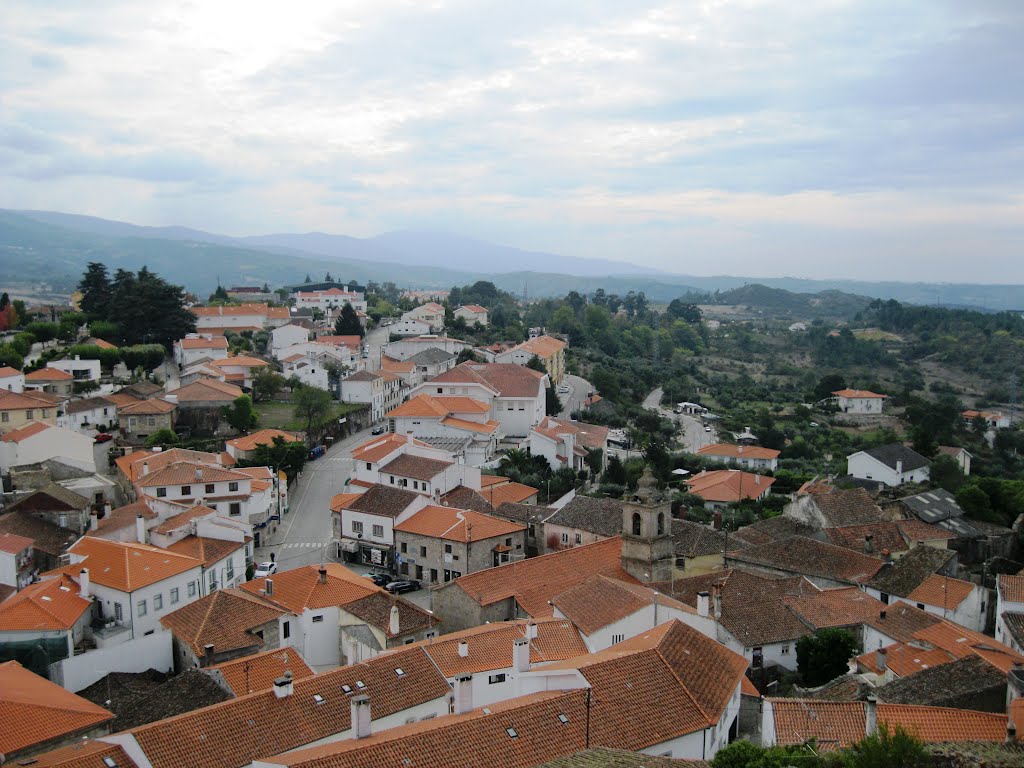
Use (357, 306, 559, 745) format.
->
(363, 323, 390, 373)
(558, 374, 594, 419)
(644, 387, 717, 453)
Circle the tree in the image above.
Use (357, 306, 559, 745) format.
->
(87, 320, 119, 342)
(584, 448, 603, 480)
(97, 266, 196, 347)
(77, 262, 112, 319)
(304, 274, 312, 283)
(293, 386, 333, 443)
(251, 367, 287, 402)
(956, 483, 993, 520)
(525, 355, 547, 373)
(241, 435, 308, 477)
(665, 299, 702, 325)
(120, 344, 166, 373)
(324, 272, 333, 283)
(145, 428, 179, 448)
(929, 454, 965, 493)
(209, 285, 230, 302)
(813, 373, 846, 402)
(222, 395, 259, 433)
(847, 725, 929, 768)
(456, 347, 483, 364)
(545, 385, 562, 416)
(796, 629, 858, 687)
(334, 303, 364, 338)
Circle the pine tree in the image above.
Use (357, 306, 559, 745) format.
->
(334, 303, 364, 338)
(78, 262, 112, 319)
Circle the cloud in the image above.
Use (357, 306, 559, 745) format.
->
(0, 0, 1022, 282)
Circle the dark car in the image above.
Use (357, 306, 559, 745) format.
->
(384, 579, 421, 594)
(371, 425, 386, 435)
(94, 433, 113, 443)
(362, 572, 391, 587)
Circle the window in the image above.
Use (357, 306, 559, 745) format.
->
(372, 524, 384, 538)
(575, 533, 582, 544)
(228, 482, 239, 492)
(781, 645, 790, 655)
(188, 582, 197, 597)
(352, 521, 364, 534)
(226, 559, 234, 579)
(312, 615, 324, 623)
(365, 462, 372, 470)
(390, 476, 395, 485)
(154, 594, 163, 611)
(181, 485, 191, 496)
(632, 512, 642, 536)
(403, 637, 414, 645)
(611, 633, 625, 644)
(156, 487, 167, 498)
(229, 503, 241, 516)
(420, 546, 426, 557)
(137, 599, 147, 617)
(205, 483, 215, 493)
(505, 538, 512, 546)
(560, 532, 568, 544)
(114, 602, 123, 621)
(147, 417, 156, 426)
(400, 542, 408, 553)
(880, 592, 890, 605)
(283, 621, 291, 639)
(444, 543, 453, 554)
(437, 387, 443, 394)
(528, 524, 535, 537)
(657, 512, 665, 536)
(42, 409, 50, 418)
(412, 481, 418, 490)
(170, 588, 179, 604)
(488, 673, 506, 684)
(917, 603, 925, 610)
(25, 410, 33, 419)
(0, 413, 7, 423)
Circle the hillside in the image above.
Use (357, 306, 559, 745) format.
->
(699, 284, 874, 320)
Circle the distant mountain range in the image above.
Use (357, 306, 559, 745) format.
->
(2, 209, 1023, 310)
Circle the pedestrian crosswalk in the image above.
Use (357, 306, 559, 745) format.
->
(278, 542, 330, 549)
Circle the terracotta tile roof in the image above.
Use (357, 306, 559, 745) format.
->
(783, 585, 887, 630)
(857, 643, 951, 676)
(395, 505, 525, 542)
(825, 522, 909, 555)
(445, 537, 638, 619)
(797, 478, 835, 496)
(350, 433, 430, 463)
(812, 487, 890, 527)
(544, 496, 623, 537)
(136, 461, 250, 488)
(26, 366, 75, 381)
(316, 334, 361, 348)
(126, 645, 451, 768)
(0, 531, 33, 553)
(116, 447, 233, 484)
(0, 365, 22, 378)
(770, 699, 1009, 749)
(167, 379, 243, 402)
(552, 575, 695, 635)
(484, 481, 540, 506)
(20, 740, 139, 768)
(387, 393, 453, 418)
(458, 304, 488, 313)
(863, 602, 941, 643)
(211, 355, 269, 368)
(728, 535, 883, 585)
(914, 620, 1024, 673)
(659, 569, 812, 646)
(0, 390, 61, 410)
(480, 475, 509, 488)
(404, 617, 586, 676)
(119, 397, 177, 415)
(239, 563, 380, 614)
(330, 492, 362, 513)
(152, 504, 216, 534)
(379, 452, 453, 480)
(226, 429, 303, 451)
(65, 396, 116, 415)
(380, 355, 416, 373)
(832, 388, 887, 399)
(1000, 574, 1024, 603)
(442, 415, 499, 434)
(159, 587, 289, 657)
(346, 484, 420, 518)
(896, 518, 957, 542)
(68, 537, 202, 592)
(532, 417, 609, 452)
(431, 361, 546, 398)
(178, 336, 228, 350)
(685, 469, 775, 502)
(0, 660, 113, 756)
(729, 515, 817, 548)
(166, 535, 247, 568)
(0, 420, 53, 442)
(866, 545, 956, 597)
(268, 689, 589, 767)
(907, 574, 974, 610)
(209, 647, 315, 696)
(105, 393, 144, 409)
(0, 510, 78, 556)
(191, 303, 272, 317)
(0, 574, 91, 631)
(342, 591, 438, 638)
(515, 335, 567, 358)
(696, 443, 780, 460)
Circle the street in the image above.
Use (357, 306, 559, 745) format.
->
(557, 373, 594, 419)
(644, 387, 717, 453)
(363, 323, 390, 373)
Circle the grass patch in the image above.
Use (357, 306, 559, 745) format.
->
(255, 400, 365, 430)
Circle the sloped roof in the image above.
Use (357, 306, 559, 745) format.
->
(907, 573, 975, 610)
(0, 531, 33, 553)
(15, 740, 139, 768)
(406, 347, 455, 365)
(551, 575, 694, 635)
(26, 366, 74, 381)
(866, 545, 956, 597)
(160, 587, 289, 657)
(239, 563, 379, 614)
(209, 647, 315, 696)
(513, 335, 567, 358)
(860, 444, 931, 472)
(0, 366, 22, 378)
(346, 484, 420, 518)
(166, 535, 248, 568)
(1001, 574, 1024, 603)
(67, 537, 202, 592)
(0, 660, 113, 756)
(874, 655, 1006, 707)
(544, 496, 623, 537)
(825, 521, 909, 554)
(0, 574, 91, 631)
(0, 510, 78, 556)
(342, 591, 438, 638)
(8, 482, 90, 512)
(431, 361, 546, 398)
(379, 452, 453, 480)
(728, 535, 883, 585)
(685, 469, 775, 502)
(136, 461, 250, 488)
(65, 396, 116, 415)
(0, 390, 60, 410)
(0, 420, 53, 443)
(483, 481, 539, 506)
(394, 505, 525, 543)
(812, 487, 889, 527)
(833, 389, 887, 399)
(532, 416, 609, 451)
(166, 379, 243, 402)
(445, 537, 637, 618)
(211, 355, 269, 368)
(782, 585, 886, 630)
(671, 519, 729, 558)
(696, 443, 780, 460)
(119, 397, 177, 415)
(178, 336, 228, 350)
(226, 429, 303, 451)
(896, 518, 957, 542)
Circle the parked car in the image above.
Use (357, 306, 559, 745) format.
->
(253, 562, 278, 578)
(557, 385, 571, 394)
(371, 425, 386, 435)
(362, 572, 391, 587)
(384, 579, 421, 594)
(94, 433, 113, 443)
(704, 425, 712, 432)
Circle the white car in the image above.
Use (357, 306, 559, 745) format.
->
(557, 385, 571, 394)
(253, 562, 278, 578)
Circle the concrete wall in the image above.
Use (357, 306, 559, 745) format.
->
(432, 586, 517, 634)
(396, 529, 526, 585)
(50, 630, 173, 692)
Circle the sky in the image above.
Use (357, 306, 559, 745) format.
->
(2, 1, 1023, 282)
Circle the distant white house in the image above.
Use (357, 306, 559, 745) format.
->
(174, 335, 229, 367)
(0, 367, 24, 393)
(340, 370, 406, 422)
(846, 445, 930, 487)
(832, 389, 887, 415)
(453, 305, 488, 326)
(0, 421, 97, 474)
(270, 324, 309, 357)
(47, 356, 102, 383)
(391, 319, 432, 337)
(962, 409, 1011, 430)
(401, 302, 446, 332)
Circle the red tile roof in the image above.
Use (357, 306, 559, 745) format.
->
(696, 443, 781, 460)
(119, 397, 177, 415)
(0, 366, 22, 378)
(166, 535, 247, 568)
(159, 587, 289, 657)
(0, 661, 113, 756)
(19, 740, 139, 768)
(685, 469, 775, 502)
(226, 429, 303, 451)
(26, 367, 74, 381)
(395, 505, 525, 543)
(0, 574, 91, 631)
(552, 575, 695, 635)
(0, 390, 61, 410)
(896, 519, 957, 542)
(67, 538, 202, 592)
(350, 433, 431, 463)
(239, 563, 380, 614)
(431, 361, 546, 398)
(0, 420, 52, 443)
(1000, 574, 1024, 603)
(832, 389, 887, 399)
(906, 574, 975, 610)
(0, 531, 34, 553)
(209, 647, 315, 696)
(136, 461, 250, 488)
(178, 336, 228, 350)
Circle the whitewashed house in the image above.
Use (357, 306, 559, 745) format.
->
(391, 319, 432, 337)
(401, 302, 446, 332)
(0, 366, 25, 393)
(62, 396, 117, 433)
(833, 388, 887, 414)
(846, 445, 931, 487)
(0, 421, 97, 474)
(270, 324, 310, 357)
(453, 304, 488, 326)
(173, 335, 229, 367)
(47, 356, 101, 383)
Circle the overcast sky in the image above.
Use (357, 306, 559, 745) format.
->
(2, 1, 1023, 282)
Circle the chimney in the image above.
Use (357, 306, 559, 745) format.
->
(697, 591, 710, 617)
(89, 512, 99, 532)
(513, 637, 531, 673)
(882, 548, 892, 563)
(875, 647, 887, 673)
(879, 609, 886, 621)
(79, 568, 90, 599)
(265, 578, 274, 596)
(203, 643, 214, 663)
(136, 514, 147, 544)
(318, 567, 328, 585)
(457, 640, 469, 658)
(195, 467, 203, 481)
(273, 671, 294, 699)
(142, 461, 150, 476)
(526, 622, 538, 640)
(1007, 722, 1017, 745)
(864, 696, 878, 736)
(864, 534, 874, 554)
(896, 459, 903, 475)
(453, 673, 473, 714)
(712, 510, 722, 531)
(389, 604, 400, 636)
(738, 445, 744, 454)
(349, 694, 372, 738)
(755, 473, 761, 485)
(713, 589, 722, 619)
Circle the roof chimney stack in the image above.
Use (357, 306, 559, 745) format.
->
(389, 604, 400, 637)
(526, 622, 538, 640)
(351, 695, 371, 738)
(697, 591, 710, 618)
(195, 467, 203, 481)
(896, 459, 903, 475)
(865, 696, 878, 736)
(136, 514, 147, 544)
(513, 637, 531, 673)
(318, 567, 327, 585)
(864, 534, 874, 554)
(875, 647, 887, 674)
(457, 640, 469, 658)
(453, 673, 473, 714)
(89, 512, 99, 532)
(265, 578, 274, 596)
(273, 671, 294, 699)
(142, 461, 150, 476)
(203, 643, 214, 664)
(79, 568, 90, 599)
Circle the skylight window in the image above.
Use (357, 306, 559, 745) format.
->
(103, 759, 119, 768)
(313, 694, 325, 704)
(342, 684, 353, 694)
(506, 728, 518, 738)
(395, 667, 405, 677)
(356, 680, 366, 689)
(557, 714, 569, 724)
